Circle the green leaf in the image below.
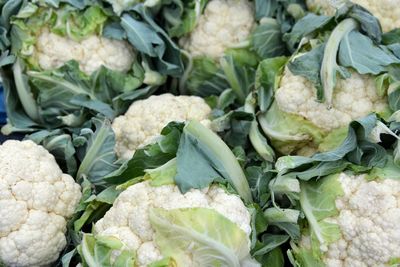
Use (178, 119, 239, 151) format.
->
(220, 55, 255, 104)
(255, 56, 287, 112)
(80, 234, 136, 267)
(252, 235, 289, 257)
(287, 44, 326, 97)
(144, 158, 177, 187)
(175, 121, 253, 203)
(338, 31, 400, 75)
(75, 117, 119, 185)
(300, 174, 343, 254)
(257, 247, 284, 267)
(251, 18, 285, 58)
(121, 13, 164, 57)
(283, 13, 332, 52)
(105, 122, 183, 185)
(150, 208, 259, 267)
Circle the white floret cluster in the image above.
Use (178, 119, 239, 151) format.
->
(112, 93, 212, 160)
(306, 0, 400, 32)
(325, 173, 400, 267)
(94, 181, 251, 267)
(35, 28, 135, 74)
(275, 68, 387, 131)
(0, 140, 82, 267)
(181, 0, 255, 58)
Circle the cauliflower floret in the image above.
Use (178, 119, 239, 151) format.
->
(181, 0, 255, 58)
(275, 68, 387, 131)
(306, 0, 400, 32)
(0, 140, 81, 267)
(94, 181, 251, 267)
(324, 173, 400, 266)
(112, 93, 212, 160)
(35, 28, 135, 74)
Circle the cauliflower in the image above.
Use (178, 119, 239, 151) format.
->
(0, 140, 82, 267)
(180, 0, 255, 58)
(276, 68, 387, 131)
(112, 94, 212, 160)
(35, 28, 135, 74)
(306, 0, 400, 32)
(294, 172, 400, 267)
(94, 181, 252, 266)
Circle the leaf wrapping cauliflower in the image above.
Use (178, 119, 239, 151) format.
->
(0, 140, 82, 267)
(112, 94, 212, 160)
(35, 28, 135, 74)
(306, 0, 400, 32)
(180, 0, 256, 58)
(94, 181, 252, 266)
(276, 68, 387, 131)
(296, 172, 400, 266)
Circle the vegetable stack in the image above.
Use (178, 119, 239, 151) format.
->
(0, 0, 400, 267)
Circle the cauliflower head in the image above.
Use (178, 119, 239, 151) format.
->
(94, 181, 252, 266)
(262, 68, 388, 156)
(306, 0, 400, 32)
(295, 172, 400, 267)
(0, 140, 82, 267)
(276, 68, 387, 131)
(112, 93, 212, 160)
(180, 0, 255, 58)
(35, 28, 135, 75)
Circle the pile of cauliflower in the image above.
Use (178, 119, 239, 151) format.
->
(0, 140, 81, 267)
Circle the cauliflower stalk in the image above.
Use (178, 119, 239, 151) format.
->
(0, 140, 81, 267)
(112, 93, 212, 160)
(290, 170, 400, 267)
(257, 7, 399, 155)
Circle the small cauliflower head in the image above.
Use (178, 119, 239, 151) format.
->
(306, 0, 400, 32)
(112, 94, 212, 160)
(94, 181, 252, 266)
(276, 69, 387, 132)
(35, 28, 135, 75)
(298, 172, 400, 266)
(270, 68, 387, 155)
(180, 0, 255, 58)
(0, 140, 82, 267)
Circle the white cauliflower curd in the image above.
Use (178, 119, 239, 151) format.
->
(275, 68, 387, 131)
(327, 173, 400, 266)
(112, 93, 212, 160)
(0, 140, 82, 267)
(35, 28, 135, 74)
(306, 0, 400, 32)
(94, 181, 251, 267)
(180, 0, 256, 58)
(296, 171, 400, 267)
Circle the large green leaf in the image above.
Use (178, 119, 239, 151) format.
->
(150, 208, 259, 267)
(175, 121, 253, 203)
